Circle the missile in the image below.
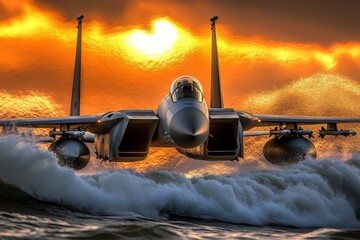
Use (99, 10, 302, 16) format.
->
(319, 130, 356, 138)
(293, 129, 314, 136)
(269, 129, 314, 138)
(49, 130, 86, 139)
(269, 129, 291, 137)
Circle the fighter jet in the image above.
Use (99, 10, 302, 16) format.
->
(1, 15, 359, 170)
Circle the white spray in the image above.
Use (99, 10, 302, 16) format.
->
(0, 136, 359, 228)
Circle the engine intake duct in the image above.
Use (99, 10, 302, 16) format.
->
(206, 109, 241, 159)
(95, 110, 158, 162)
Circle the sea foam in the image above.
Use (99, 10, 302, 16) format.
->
(0, 136, 359, 228)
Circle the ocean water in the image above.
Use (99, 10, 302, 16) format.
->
(0, 136, 359, 239)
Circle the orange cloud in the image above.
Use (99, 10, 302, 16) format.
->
(0, 90, 64, 118)
(1, 0, 360, 114)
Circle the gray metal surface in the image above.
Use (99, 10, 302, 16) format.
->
(49, 138, 90, 170)
(169, 107, 208, 148)
(70, 15, 84, 116)
(254, 114, 360, 126)
(210, 16, 223, 108)
(0, 115, 99, 129)
(263, 137, 317, 165)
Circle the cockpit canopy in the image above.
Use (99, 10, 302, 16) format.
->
(170, 76, 204, 103)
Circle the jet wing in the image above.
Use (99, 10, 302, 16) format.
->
(238, 112, 360, 137)
(0, 115, 101, 129)
(0, 110, 158, 135)
(253, 114, 360, 127)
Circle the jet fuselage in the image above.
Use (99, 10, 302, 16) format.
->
(153, 76, 209, 149)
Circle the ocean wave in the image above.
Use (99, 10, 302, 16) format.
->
(0, 136, 359, 228)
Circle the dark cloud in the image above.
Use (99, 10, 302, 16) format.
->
(0, 1, 27, 21)
(34, 0, 135, 24)
(33, 0, 360, 44)
(204, 0, 360, 45)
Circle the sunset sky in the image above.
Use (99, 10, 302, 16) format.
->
(2, 0, 360, 173)
(1, 0, 360, 116)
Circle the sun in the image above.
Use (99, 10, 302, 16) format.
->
(124, 18, 179, 57)
(119, 17, 196, 69)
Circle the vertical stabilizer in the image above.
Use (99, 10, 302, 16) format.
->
(210, 16, 223, 108)
(70, 15, 84, 116)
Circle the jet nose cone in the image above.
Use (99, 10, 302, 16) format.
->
(169, 107, 209, 148)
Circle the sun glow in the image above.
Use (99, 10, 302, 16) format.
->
(125, 19, 179, 57)
(119, 18, 196, 69)
(0, 4, 53, 38)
